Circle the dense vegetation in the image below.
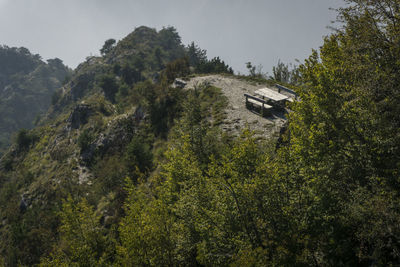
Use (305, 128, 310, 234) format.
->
(0, 26, 234, 266)
(0, 46, 71, 156)
(1, 1, 400, 265)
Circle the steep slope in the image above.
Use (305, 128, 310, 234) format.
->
(0, 46, 71, 155)
(0, 26, 280, 266)
(0, 26, 196, 266)
(0, 0, 397, 264)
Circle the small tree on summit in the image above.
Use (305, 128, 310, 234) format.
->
(100, 39, 116, 56)
(187, 41, 207, 68)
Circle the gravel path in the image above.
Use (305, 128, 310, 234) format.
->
(184, 75, 287, 139)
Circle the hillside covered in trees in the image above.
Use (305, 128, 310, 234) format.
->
(0, 46, 71, 156)
(0, 0, 400, 266)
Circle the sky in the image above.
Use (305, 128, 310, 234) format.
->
(0, 0, 345, 74)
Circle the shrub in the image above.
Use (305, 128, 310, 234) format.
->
(77, 129, 94, 152)
(164, 57, 190, 83)
(124, 136, 153, 175)
(99, 74, 119, 103)
(16, 129, 37, 151)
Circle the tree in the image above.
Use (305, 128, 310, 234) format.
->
(39, 196, 115, 266)
(164, 57, 190, 83)
(279, 0, 400, 264)
(124, 135, 153, 175)
(47, 58, 64, 69)
(197, 57, 233, 74)
(246, 62, 256, 76)
(153, 47, 164, 69)
(158, 26, 181, 50)
(100, 39, 116, 56)
(77, 129, 94, 152)
(187, 41, 207, 68)
(16, 129, 36, 151)
(272, 60, 300, 85)
(117, 182, 179, 266)
(246, 62, 266, 78)
(272, 60, 290, 83)
(99, 74, 119, 102)
(120, 63, 141, 85)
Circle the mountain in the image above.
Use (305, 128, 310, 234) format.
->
(0, 26, 236, 266)
(0, 46, 71, 156)
(1, 3, 398, 264)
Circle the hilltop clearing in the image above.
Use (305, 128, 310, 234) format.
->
(185, 74, 287, 138)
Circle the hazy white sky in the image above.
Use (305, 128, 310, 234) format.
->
(0, 0, 344, 73)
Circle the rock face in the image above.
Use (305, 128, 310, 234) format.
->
(66, 104, 92, 130)
(80, 106, 146, 164)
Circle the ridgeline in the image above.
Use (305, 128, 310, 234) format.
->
(0, 2, 400, 264)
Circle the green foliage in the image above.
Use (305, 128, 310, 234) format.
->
(153, 47, 164, 69)
(40, 196, 115, 266)
(120, 61, 143, 85)
(139, 81, 184, 137)
(93, 155, 128, 194)
(115, 83, 130, 102)
(277, 0, 400, 264)
(0, 26, 199, 265)
(272, 60, 300, 85)
(1, 153, 14, 171)
(245, 62, 268, 80)
(2, 7, 400, 265)
(118, 130, 284, 266)
(158, 26, 185, 61)
(100, 38, 116, 56)
(16, 128, 37, 151)
(186, 42, 233, 75)
(99, 74, 119, 103)
(164, 57, 190, 83)
(112, 26, 186, 81)
(0, 45, 40, 77)
(77, 129, 94, 152)
(179, 85, 228, 167)
(187, 41, 207, 68)
(118, 181, 179, 266)
(197, 56, 234, 74)
(0, 46, 70, 155)
(109, 5, 400, 264)
(124, 135, 153, 175)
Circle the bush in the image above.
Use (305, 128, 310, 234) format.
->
(77, 129, 94, 152)
(99, 74, 119, 103)
(100, 38, 116, 55)
(124, 136, 153, 175)
(197, 56, 233, 74)
(121, 63, 142, 85)
(16, 129, 37, 151)
(164, 57, 190, 83)
(2, 155, 13, 171)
